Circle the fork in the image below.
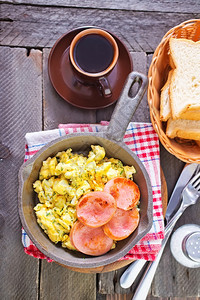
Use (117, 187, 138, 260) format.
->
(131, 170, 200, 300)
(120, 165, 200, 289)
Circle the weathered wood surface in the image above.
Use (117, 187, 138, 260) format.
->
(152, 146, 200, 298)
(152, 165, 200, 297)
(43, 48, 96, 129)
(0, 47, 42, 299)
(105, 296, 199, 300)
(1, 3, 200, 52)
(97, 52, 149, 123)
(98, 54, 200, 298)
(40, 48, 97, 300)
(148, 55, 200, 298)
(98, 53, 181, 296)
(3, 0, 200, 14)
(1, 1, 200, 299)
(40, 261, 96, 300)
(97, 51, 150, 295)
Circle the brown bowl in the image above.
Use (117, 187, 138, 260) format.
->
(18, 72, 153, 269)
(148, 19, 200, 163)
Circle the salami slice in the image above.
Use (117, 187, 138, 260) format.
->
(70, 221, 113, 256)
(103, 207, 140, 241)
(104, 177, 140, 210)
(76, 191, 116, 227)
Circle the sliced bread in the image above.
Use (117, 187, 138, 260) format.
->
(160, 69, 200, 121)
(180, 109, 200, 120)
(160, 70, 173, 121)
(169, 38, 200, 119)
(166, 118, 200, 141)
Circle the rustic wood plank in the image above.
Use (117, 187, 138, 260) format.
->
(0, 46, 42, 299)
(98, 53, 199, 298)
(43, 48, 96, 129)
(97, 51, 148, 296)
(39, 48, 97, 300)
(158, 146, 200, 285)
(172, 298, 199, 300)
(108, 54, 200, 298)
(106, 294, 133, 300)
(3, 0, 200, 14)
(97, 52, 162, 297)
(146, 297, 169, 300)
(98, 271, 116, 294)
(96, 52, 148, 123)
(147, 53, 185, 196)
(152, 203, 200, 297)
(130, 52, 149, 122)
(105, 293, 199, 299)
(105, 294, 170, 299)
(1, 2, 199, 298)
(1, 4, 199, 52)
(105, 294, 199, 300)
(148, 50, 200, 297)
(40, 261, 96, 300)
(97, 293, 106, 300)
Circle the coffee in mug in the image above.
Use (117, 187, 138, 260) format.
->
(73, 34, 114, 74)
(69, 28, 119, 97)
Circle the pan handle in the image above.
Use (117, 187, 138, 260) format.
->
(105, 71, 148, 142)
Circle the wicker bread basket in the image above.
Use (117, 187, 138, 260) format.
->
(148, 19, 200, 163)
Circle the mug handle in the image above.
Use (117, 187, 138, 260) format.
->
(105, 71, 148, 142)
(98, 77, 112, 97)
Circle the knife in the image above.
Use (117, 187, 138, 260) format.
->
(120, 163, 199, 289)
(165, 163, 199, 223)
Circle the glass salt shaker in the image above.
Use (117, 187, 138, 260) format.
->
(170, 224, 200, 268)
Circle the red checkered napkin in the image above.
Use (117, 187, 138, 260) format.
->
(22, 122, 164, 261)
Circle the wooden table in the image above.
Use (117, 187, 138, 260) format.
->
(1, 1, 200, 299)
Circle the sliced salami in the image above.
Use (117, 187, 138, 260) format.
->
(70, 221, 113, 256)
(103, 207, 140, 241)
(76, 191, 116, 227)
(104, 177, 140, 210)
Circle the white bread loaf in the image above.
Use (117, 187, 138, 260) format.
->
(169, 38, 200, 119)
(166, 118, 200, 141)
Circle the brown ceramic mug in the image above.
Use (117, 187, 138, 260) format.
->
(69, 28, 119, 97)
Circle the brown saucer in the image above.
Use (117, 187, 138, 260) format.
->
(48, 27, 133, 109)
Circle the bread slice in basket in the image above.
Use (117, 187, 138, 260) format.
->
(169, 38, 200, 120)
(159, 38, 200, 145)
(160, 72, 200, 122)
(160, 70, 173, 122)
(166, 118, 200, 140)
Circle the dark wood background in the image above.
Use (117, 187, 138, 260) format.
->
(1, 1, 200, 299)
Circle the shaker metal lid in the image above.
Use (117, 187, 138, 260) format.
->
(170, 224, 200, 268)
(182, 231, 200, 263)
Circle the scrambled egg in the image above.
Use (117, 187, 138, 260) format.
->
(33, 145, 136, 250)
